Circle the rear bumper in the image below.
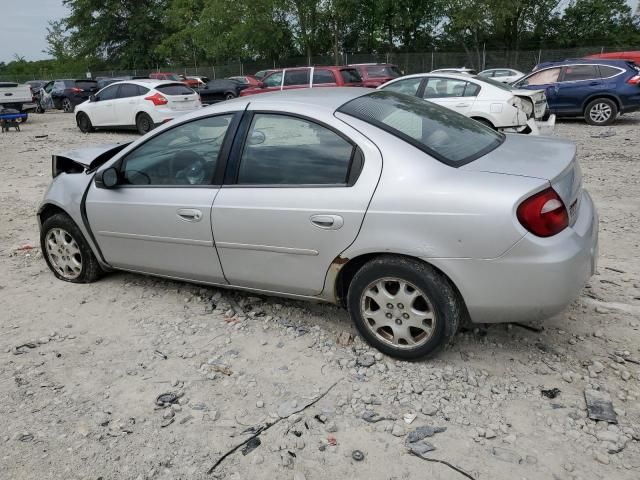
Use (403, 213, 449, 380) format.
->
(429, 190, 598, 324)
(148, 106, 200, 124)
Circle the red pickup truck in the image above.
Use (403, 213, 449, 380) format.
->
(240, 66, 363, 96)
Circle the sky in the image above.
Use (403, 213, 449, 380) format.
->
(1, 0, 639, 64)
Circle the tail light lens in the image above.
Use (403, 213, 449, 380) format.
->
(70, 87, 83, 93)
(145, 92, 168, 106)
(517, 187, 568, 237)
(627, 75, 640, 85)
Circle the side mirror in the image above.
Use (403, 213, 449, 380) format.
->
(258, 82, 266, 88)
(95, 167, 119, 189)
(90, 94, 97, 102)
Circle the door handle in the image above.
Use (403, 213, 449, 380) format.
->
(310, 214, 343, 230)
(177, 208, 202, 222)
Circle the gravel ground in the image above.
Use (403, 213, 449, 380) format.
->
(1, 110, 639, 480)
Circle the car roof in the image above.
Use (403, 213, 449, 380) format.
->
(392, 72, 478, 81)
(103, 79, 186, 88)
(535, 58, 633, 69)
(248, 86, 370, 108)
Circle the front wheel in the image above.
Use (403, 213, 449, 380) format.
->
(585, 98, 617, 126)
(136, 112, 154, 135)
(76, 112, 94, 133)
(347, 256, 462, 359)
(224, 92, 236, 101)
(41, 213, 103, 283)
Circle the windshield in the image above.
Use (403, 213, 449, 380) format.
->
(338, 91, 504, 166)
(472, 75, 512, 91)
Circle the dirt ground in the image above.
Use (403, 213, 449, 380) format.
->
(1, 110, 639, 480)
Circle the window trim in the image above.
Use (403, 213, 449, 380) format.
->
(558, 64, 602, 83)
(110, 111, 243, 189)
(224, 111, 362, 188)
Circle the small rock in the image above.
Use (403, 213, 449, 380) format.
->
(485, 429, 497, 439)
(421, 403, 439, 416)
(562, 371, 573, 383)
(594, 452, 610, 465)
(357, 354, 375, 367)
(391, 424, 406, 437)
(591, 361, 604, 374)
(492, 447, 522, 464)
(256, 400, 264, 408)
(325, 421, 338, 433)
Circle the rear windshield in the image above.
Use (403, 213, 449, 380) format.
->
(75, 80, 98, 90)
(338, 91, 504, 166)
(472, 75, 512, 91)
(340, 68, 362, 83)
(156, 83, 195, 95)
(365, 65, 402, 78)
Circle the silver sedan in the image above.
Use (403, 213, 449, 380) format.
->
(38, 88, 598, 359)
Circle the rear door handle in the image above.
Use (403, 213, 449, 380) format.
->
(310, 214, 343, 230)
(177, 208, 202, 222)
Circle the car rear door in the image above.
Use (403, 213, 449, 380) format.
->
(211, 110, 382, 296)
(312, 69, 338, 88)
(283, 68, 311, 91)
(85, 113, 240, 282)
(113, 83, 148, 126)
(555, 64, 602, 114)
(422, 77, 477, 115)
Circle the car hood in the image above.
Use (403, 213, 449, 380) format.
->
(53, 143, 131, 172)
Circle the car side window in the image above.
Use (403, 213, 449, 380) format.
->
(53, 81, 66, 91)
(312, 69, 337, 85)
(237, 114, 355, 185)
(284, 69, 310, 86)
(44, 82, 54, 93)
(382, 77, 422, 96)
(263, 72, 283, 87)
(97, 85, 119, 101)
(523, 68, 561, 86)
(598, 65, 622, 78)
(494, 70, 510, 77)
(120, 115, 234, 186)
(119, 83, 140, 98)
(463, 82, 481, 97)
(423, 78, 467, 98)
(562, 65, 599, 82)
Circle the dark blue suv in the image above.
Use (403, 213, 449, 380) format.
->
(513, 59, 640, 126)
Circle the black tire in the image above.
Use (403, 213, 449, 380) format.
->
(584, 98, 618, 126)
(136, 112, 155, 135)
(40, 213, 103, 283)
(225, 92, 236, 101)
(346, 255, 462, 360)
(62, 98, 74, 113)
(36, 102, 45, 114)
(76, 112, 94, 133)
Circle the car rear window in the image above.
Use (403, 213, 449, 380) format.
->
(365, 65, 402, 78)
(156, 83, 195, 95)
(599, 65, 624, 77)
(338, 91, 504, 166)
(472, 75, 512, 91)
(75, 80, 98, 90)
(340, 68, 362, 83)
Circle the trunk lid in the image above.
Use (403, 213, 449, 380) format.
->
(462, 134, 583, 224)
(156, 83, 200, 111)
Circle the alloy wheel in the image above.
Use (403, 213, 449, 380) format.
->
(45, 228, 82, 280)
(589, 103, 612, 124)
(63, 99, 73, 113)
(359, 277, 437, 349)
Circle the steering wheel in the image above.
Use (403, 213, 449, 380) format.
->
(174, 150, 209, 185)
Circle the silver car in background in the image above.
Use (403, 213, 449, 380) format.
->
(38, 88, 598, 359)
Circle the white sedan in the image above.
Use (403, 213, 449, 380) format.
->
(379, 73, 555, 134)
(478, 68, 525, 84)
(74, 79, 201, 135)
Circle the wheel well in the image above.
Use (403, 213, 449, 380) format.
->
(471, 116, 494, 128)
(583, 95, 620, 113)
(38, 204, 67, 225)
(334, 252, 468, 319)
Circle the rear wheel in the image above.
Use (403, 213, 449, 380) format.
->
(347, 256, 462, 359)
(136, 112, 154, 135)
(62, 98, 74, 113)
(225, 92, 236, 101)
(40, 213, 103, 283)
(76, 112, 94, 133)
(585, 98, 617, 126)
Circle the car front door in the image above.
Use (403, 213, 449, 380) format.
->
(555, 64, 603, 114)
(85, 113, 239, 282)
(514, 67, 562, 112)
(422, 77, 477, 115)
(211, 112, 382, 296)
(51, 81, 67, 109)
(90, 84, 119, 126)
(40, 81, 55, 110)
(259, 71, 283, 93)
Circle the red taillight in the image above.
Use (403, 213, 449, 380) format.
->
(517, 187, 568, 237)
(70, 87, 82, 93)
(144, 92, 168, 106)
(627, 75, 640, 85)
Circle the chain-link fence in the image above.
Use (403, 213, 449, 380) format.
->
(2, 46, 638, 83)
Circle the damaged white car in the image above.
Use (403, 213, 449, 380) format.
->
(379, 73, 555, 135)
